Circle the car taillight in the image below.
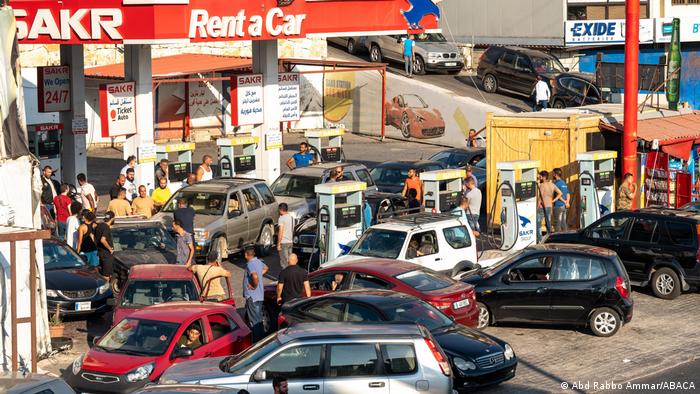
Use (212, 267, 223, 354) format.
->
(277, 313, 287, 328)
(429, 300, 452, 311)
(424, 337, 451, 376)
(615, 276, 629, 299)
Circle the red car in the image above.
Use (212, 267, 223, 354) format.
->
(68, 302, 250, 393)
(112, 264, 235, 325)
(263, 258, 478, 331)
(385, 94, 446, 139)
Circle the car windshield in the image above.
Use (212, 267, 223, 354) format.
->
(414, 33, 446, 42)
(395, 270, 453, 292)
(271, 174, 319, 199)
(370, 167, 408, 185)
(222, 334, 282, 374)
(403, 95, 426, 108)
(349, 229, 406, 259)
(112, 226, 177, 252)
(43, 241, 85, 270)
(483, 250, 527, 275)
(381, 300, 453, 331)
(680, 202, 700, 212)
(120, 280, 198, 307)
(474, 157, 486, 169)
(97, 318, 180, 356)
(162, 191, 226, 216)
(531, 56, 566, 73)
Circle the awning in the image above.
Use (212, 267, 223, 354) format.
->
(85, 54, 252, 80)
(599, 111, 700, 160)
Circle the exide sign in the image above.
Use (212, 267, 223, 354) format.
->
(569, 22, 617, 38)
(565, 19, 654, 46)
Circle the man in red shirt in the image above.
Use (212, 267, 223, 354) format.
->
(53, 184, 73, 240)
(402, 168, 423, 204)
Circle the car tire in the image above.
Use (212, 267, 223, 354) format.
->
(414, 55, 426, 75)
(110, 275, 122, 295)
(400, 112, 411, 138)
(213, 236, 228, 261)
(651, 267, 682, 300)
(256, 224, 274, 257)
(477, 302, 490, 329)
(369, 45, 382, 63)
(553, 99, 566, 109)
(589, 307, 621, 337)
(482, 74, 498, 93)
(346, 38, 357, 55)
(262, 304, 278, 334)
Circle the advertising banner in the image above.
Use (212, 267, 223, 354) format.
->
(188, 78, 224, 128)
(37, 65, 70, 112)
(565, 19, 654, 46)
(99, 81, 137, 137)
(656, 17, 700, 43)
(230, 74, 264, 126)
(279, 72, 301, 122)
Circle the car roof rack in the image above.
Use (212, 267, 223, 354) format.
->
(376, 211, 460, 225)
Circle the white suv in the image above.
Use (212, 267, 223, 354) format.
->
(322, 213, 478, 275)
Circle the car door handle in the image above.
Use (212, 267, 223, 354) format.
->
(651, 247, 663, 253)
(369, 382, 386, 388)
(302, 384, 320, 390)
(434, 257, 442, 261)
(536, 287, 548, 293)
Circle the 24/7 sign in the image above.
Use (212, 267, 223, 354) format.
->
(38, 66, 71, 112)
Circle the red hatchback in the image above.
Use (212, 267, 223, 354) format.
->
(264, 258, 478, 330)
(68, 302, 250, 393)
(112, 264, 235, 325)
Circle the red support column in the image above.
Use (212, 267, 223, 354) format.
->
(624, 0, 640, 208)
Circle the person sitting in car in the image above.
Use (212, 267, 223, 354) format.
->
(331, 273, 345, 291)
(406, 239, 420, 259)
(177, 324, 203, 349)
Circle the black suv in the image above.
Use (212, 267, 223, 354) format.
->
(545, 209, 700, 300)
(476, 47, 601, 108)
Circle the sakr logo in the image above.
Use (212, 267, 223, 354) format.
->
(518, 215, 531, 228)
(402, 0, 443, 30)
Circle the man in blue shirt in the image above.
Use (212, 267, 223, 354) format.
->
(552, 168, 570, 232)
(403, 35, 415, 77)
(287, 142, 316, 170)
(242, 247, 268, 342)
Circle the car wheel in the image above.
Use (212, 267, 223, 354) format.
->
(589, 307, 621, 337)
(262, 304, 278, 334)
(477, 302, 490, 329)
(256, 224, 274, 257)
(213, 236, 228, 261)
(369, 45, 382, 63)
(110, 275, 122, 295)
(651, 267, 682, 300)
(400, 112, 411, 138)
(553, 99, 566, 109)
(346, 38, 357, 55)
(482, 74, 498, 93)
(414, 55, 426, 75)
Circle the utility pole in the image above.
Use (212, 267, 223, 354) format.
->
(623, 0, 640, 208)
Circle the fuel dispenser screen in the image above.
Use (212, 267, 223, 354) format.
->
(439, 191, 461, 211)
(234, 155, 256, 172)
(321, 147, 342, 162)
(335, 205, 361, 227)
(30, 131, 61, 159)
(515, 181, 537, 200)
(169, 163, 192, 182)
(595, 171, 614, 187)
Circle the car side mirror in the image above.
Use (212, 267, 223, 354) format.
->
(92, 336, 101, 347)
(228, 209, 242, 218)
(253, 369, 266, 382)
(173, 346, 193, 359)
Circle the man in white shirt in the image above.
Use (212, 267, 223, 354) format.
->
(532, 75, 551, 112)
(77, 173, 97, 211)
(65, 201, 83, 249)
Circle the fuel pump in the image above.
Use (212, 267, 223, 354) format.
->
(305, 128, 344, 163)
(496, 160, 539, 251)
(216, 135, 259, 178)
(420, 169, 465, 213)
(577, 150, 617, 228)
(28, 124, 62, 180)
(156, 142, 195, 192)
(315, 181, 366, 265)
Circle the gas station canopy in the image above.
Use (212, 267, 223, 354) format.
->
(13, 0, 441, 45)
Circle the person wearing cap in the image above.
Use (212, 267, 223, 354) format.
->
(94, 212, 116, 280)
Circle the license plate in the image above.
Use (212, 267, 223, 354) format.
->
(445, 62, 457, 67)
(453, 299, 469, 309)
(75, 301, 91, 311)
(301, 247, 315, 254)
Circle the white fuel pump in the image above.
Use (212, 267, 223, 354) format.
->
(305, 128, 344, 163)
(495, 160, 540, 251)
(577, 151, 617, 228)
(420, 169, 465, 213)
(315, 181, 366, 265)
(156, 142, 195, 193)
(216, 135, 259, 178)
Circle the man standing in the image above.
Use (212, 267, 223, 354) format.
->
(65, 201, 83, 249)
(185, 172, 197, 187)
(94, 212, 115, 281)
(464, 177, 482, 234)
(532, 75, 551, 112)
(276, 253, 311, 306)
(402, 168, 423, 204)
(107, 188, 132, 217)
(53, 184, 73, 239)
(243, 247, 269, 342)
(467, 129, 485, 148)
(174, 198, 196, 240)
(131, 185, 155, 218)
(552, 168, 570, 232)
(537, 170, 562, 243)
(286, 142, 316, 170)
(124, 168, 137, 202)
(277, 203, 294, 270)
(41, 166, 60, 215)
(173, 219, 194, 266)
(155, 159, 169, 183)
(403, 34, 416, 77)
(120, 155, 137, 176)
(196, 155, 214, 182)
(152, 177, 173, 211)
(618, 173, 637, 210)
(77, 173, 97, 212)
(109, 174, 126, 201)
(464, 165, 479, 189)
(188, 251, 232, 301)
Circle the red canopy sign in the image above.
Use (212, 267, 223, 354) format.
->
(13, 0, 441, 44)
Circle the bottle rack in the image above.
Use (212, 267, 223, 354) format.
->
(645, 167, 669, 207)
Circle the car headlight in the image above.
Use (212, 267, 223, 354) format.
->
(194, 229, 209, 243)
(126, 362, 155, 382)
(504, 344, 515, 360)
(160, 378, 179, 385)
(72, 354, 84, 375)
(46, 289, 58, 298)
(293, 236, 299, 244)
(453, 357, 476, 371)
(98, 282, 110, 295)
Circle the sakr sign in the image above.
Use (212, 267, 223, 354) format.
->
(99, 81, 137, 137)
(37, 65, 71, 112)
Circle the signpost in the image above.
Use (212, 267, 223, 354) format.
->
(37, 65, 70, 112)
(99, 81, 137, 137)
(278, 72, 300, 122)
(230, 74, 264, 126)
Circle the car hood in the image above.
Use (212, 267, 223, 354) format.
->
(375, 184, 403, 194)
(275, 196, 314, 219)
(82, 349, 158, 375)
(433, 324, 504, 358)
(419, 41, 459, 53)
(543, 230, 583, 243)
(160, 357, 228, 384)
(154, 213, 220, 230)
(319, 254, 370, 268)
(113, 249, 177, 267)
(45, 267, 105, 291)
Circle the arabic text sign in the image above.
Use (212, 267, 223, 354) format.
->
(188, 79, 223, 128)
(100, 81, 137, 137)
(231, 74, 264, 126)
(38, 66, 71, 112)
(565, 19, 654, 46)
(278, 72, 301, 121)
